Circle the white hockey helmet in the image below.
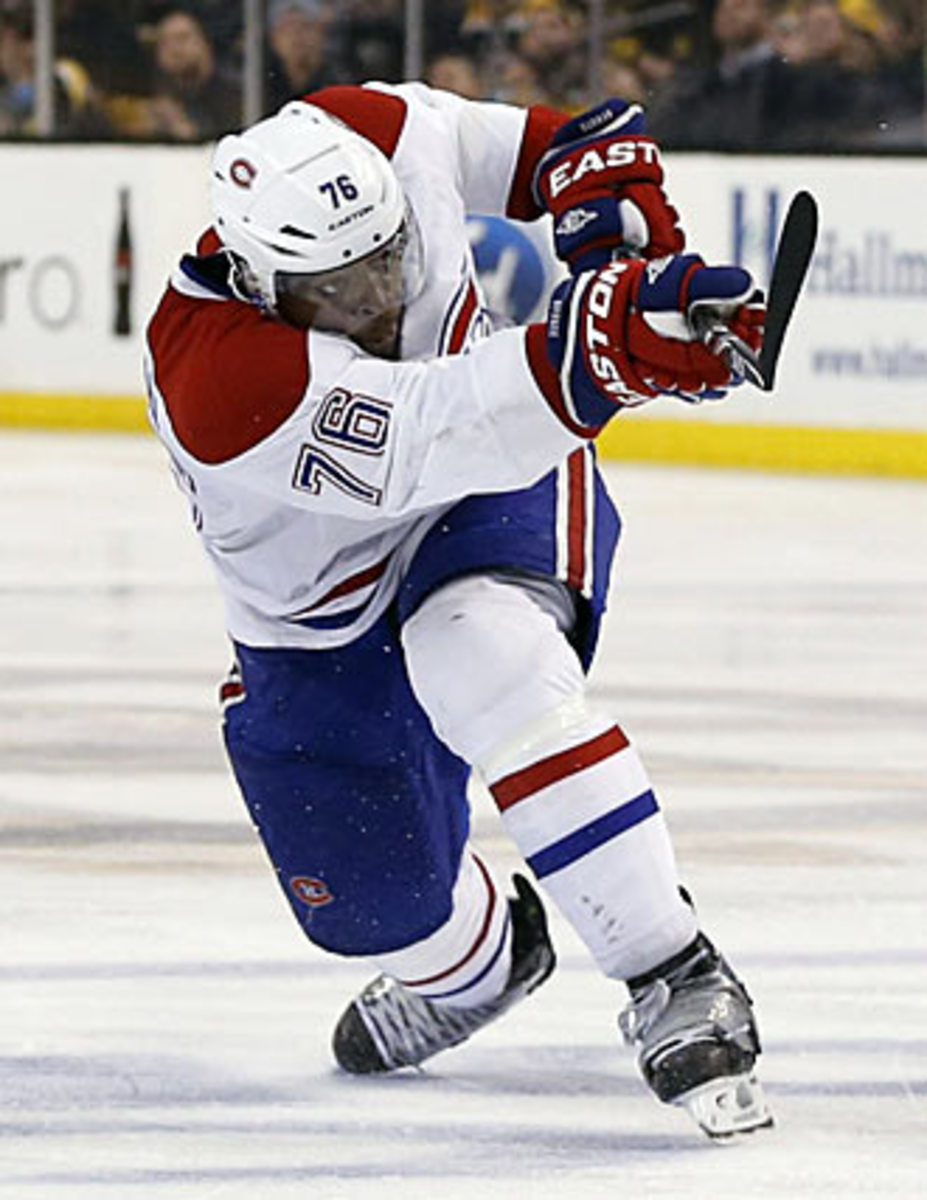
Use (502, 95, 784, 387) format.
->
(210, 101, 408, 311)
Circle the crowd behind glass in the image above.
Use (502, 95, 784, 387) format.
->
(1, 0, 924, 150)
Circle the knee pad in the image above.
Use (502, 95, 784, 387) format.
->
(401, 574, 586, 767)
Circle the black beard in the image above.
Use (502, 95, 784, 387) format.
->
(352, 309, 404, 360)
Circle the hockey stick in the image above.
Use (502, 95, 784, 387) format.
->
(697, 190, 819, 392)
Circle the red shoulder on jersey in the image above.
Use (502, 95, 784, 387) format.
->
(306, 85, 408, 158)
(147, 289, 310, 465)
(303, 86, 565, 223)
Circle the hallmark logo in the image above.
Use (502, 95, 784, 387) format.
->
(731, 185, 927, 300)
(730, 186, 781, 283)
(809, 229, 927, 298)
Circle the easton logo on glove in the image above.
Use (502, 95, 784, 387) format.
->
(534, 98, 685, 273)
(542, 140, 662, 201)
(575, 260, 641, 403)
(535, 253, 764, 436)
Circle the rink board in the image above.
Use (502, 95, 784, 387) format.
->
(2, 143, 926, 476)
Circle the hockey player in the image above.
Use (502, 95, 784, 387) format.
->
(145, 82, 771, 1139)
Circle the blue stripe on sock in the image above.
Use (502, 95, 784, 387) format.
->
(527, 790, 659, 880)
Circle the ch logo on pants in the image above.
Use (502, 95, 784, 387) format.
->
(291, 876, 334, 908)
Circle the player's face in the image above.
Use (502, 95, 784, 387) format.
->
(275, 220, 416, 359)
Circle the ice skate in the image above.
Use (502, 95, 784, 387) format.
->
(332, 874, 555, 1073)
(619, 934, 773, 1139)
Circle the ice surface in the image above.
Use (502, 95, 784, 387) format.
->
(2, 432, 925, 1198)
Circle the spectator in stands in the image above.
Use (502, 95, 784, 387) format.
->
(489, 49, 549, 106)
(334, 0, 405, 83)
(599, 30, 679, 110)
(265, 0, 345, 114)
(646, 0, 794, 148)
(458, 0, 519, 71)
(178, 0, 242, 64)
(147, 7, 240, 140)
(0, 6, 113, 136)
(599, 57, 647, 107)
(135, 1, 243, 67)
(635, 39, 683, 99)
(770, 3, 807, 60)
(514, 0, 589, 110)
(57, 0, 151, 98)
(773, 2, 866, 144)
(425, 52, 484, 100)
(858, 0, 925, 142)
(875, 0, 924, 57)
(326, 0, 466, 75)
(784, 0, 922, 146)
(800, 0, 881, 68)
(419, 0, 470, 62)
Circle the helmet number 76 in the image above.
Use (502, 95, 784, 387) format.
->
(319, 175, 360, 209)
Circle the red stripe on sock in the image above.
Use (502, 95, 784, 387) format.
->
(490, 725, 629, 812)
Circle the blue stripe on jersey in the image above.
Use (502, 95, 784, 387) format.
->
(527, 790, 659, 880)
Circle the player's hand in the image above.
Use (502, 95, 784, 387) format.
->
(542, 254, 764, 429)
(625, 255, 765, 402)
(533, 98, 685, 274)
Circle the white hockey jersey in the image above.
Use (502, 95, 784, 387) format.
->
(145, 82, 587, 649)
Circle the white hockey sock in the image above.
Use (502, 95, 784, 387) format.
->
(372, 849, 512, 1009)
(402, 575, 697, 981)
(483, 701, 697, 979)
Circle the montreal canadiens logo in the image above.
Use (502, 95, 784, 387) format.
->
(290, 876, 334, 908)
(230, 157, 257, 189)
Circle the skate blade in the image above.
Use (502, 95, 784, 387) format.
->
(677, 1072, 774, 1140)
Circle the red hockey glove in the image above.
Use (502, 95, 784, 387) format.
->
(533, 99, 685, 274)
(540, 254, 764, 433)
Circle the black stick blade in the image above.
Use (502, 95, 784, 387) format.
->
(759, 190, 819, 392)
